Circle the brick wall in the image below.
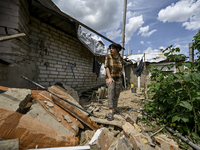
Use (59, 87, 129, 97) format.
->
(0, 0, 106, 92)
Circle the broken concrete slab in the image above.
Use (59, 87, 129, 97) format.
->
(26, 102, 75, 136)
(0, 88, 31, 111)
(108, 135, 133, 150)
(0, 107, 78, 149)
(89, 128, 113, 150)
(31, 90, 84, 135)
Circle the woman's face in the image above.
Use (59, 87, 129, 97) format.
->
(110, 46, 118, 56)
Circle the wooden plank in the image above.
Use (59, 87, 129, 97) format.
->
(0, 139, 19, 150)
(0, 86, 10, 91)
(0, 33, 26, 42)
(90, 117, 126, 128)
(52, 95, 99, 131)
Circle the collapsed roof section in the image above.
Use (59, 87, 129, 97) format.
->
(126, 52, 167, 64)
(29, 0, 111, 56)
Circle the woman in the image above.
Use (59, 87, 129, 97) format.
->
(105, 43, 124, 121)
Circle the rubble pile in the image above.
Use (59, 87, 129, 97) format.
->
(0, 85, 182, 150)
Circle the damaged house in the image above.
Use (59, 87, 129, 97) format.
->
(125, 52, 186, 88)
(0, 0, 110, 93)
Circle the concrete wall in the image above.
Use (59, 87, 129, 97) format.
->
(0, 0, 105, 92)
(125, 64, 150, 88)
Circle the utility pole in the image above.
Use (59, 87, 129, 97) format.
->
(121, 0, 127, 57)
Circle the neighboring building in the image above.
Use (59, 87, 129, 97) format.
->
(125, 52, 185, 87)
(0, 0, 110, 93)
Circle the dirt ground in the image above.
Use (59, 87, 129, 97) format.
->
(80, 88, 159, 137)
(79, 88, 194, 149)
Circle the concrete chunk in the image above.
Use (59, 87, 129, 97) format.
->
(108, 135, 133, 150)
(122, 122, 140, 136)
(0, 88, 31, 111)
(154, 134, 179, 150)
(89, 128, 112, 150)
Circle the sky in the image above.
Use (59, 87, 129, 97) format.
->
(52, 0, 200, 57)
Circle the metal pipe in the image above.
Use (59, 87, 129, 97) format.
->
(21, 76, 96, 117)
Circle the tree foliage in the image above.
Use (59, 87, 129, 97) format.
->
(193, 29, 200, 53)
(145, 45, 200, 143)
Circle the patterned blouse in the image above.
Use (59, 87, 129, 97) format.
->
(105, 54, 123, 81)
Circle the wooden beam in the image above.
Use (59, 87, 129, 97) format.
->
(90, 117, 126, 128)
(52, 95, 99, 131)
(0, 86, 10, 91)
(0, 33, 26, 42)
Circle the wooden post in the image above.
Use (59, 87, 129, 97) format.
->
(137, 58, 140, 92)
(0, 33, 26, 42)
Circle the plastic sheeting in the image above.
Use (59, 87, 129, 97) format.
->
(126, 53, 167, 64)
(77, 26, 109, 56)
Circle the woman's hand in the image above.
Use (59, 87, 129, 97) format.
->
(121, 70, 124, 75)
(107, 78, 114, 85)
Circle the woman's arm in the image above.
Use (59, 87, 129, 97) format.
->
(121, 65, 124, 75)
(106, 67, 114, 85)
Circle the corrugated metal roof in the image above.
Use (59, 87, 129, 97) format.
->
(126, 52, 167, 64)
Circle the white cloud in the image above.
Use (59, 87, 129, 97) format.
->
(125, 15, 144, 43)
(127, 2, 132, 7)
(158, 0, 200, 30)
(137, 26, 157, 37)
(53, 0, 123, 32)
(144, 47, 159, 53)
(138, 50, 141, 53)
(159, 46, 166, 51)
(140, 41, 144, 44)
(147, 41, 151, 44)
(106, 30, 121, 40)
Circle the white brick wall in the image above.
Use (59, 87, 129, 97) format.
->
(0, 0, 106, 92)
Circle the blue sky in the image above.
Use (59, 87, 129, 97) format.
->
(52, 0, 200, 57)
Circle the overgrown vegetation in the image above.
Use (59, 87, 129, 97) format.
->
(145, 30, 200, 144)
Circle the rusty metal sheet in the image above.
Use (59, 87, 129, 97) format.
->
(31, 90, 84, 136)
(0, 107, 78, 149)
(52, 95, 99, 131)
